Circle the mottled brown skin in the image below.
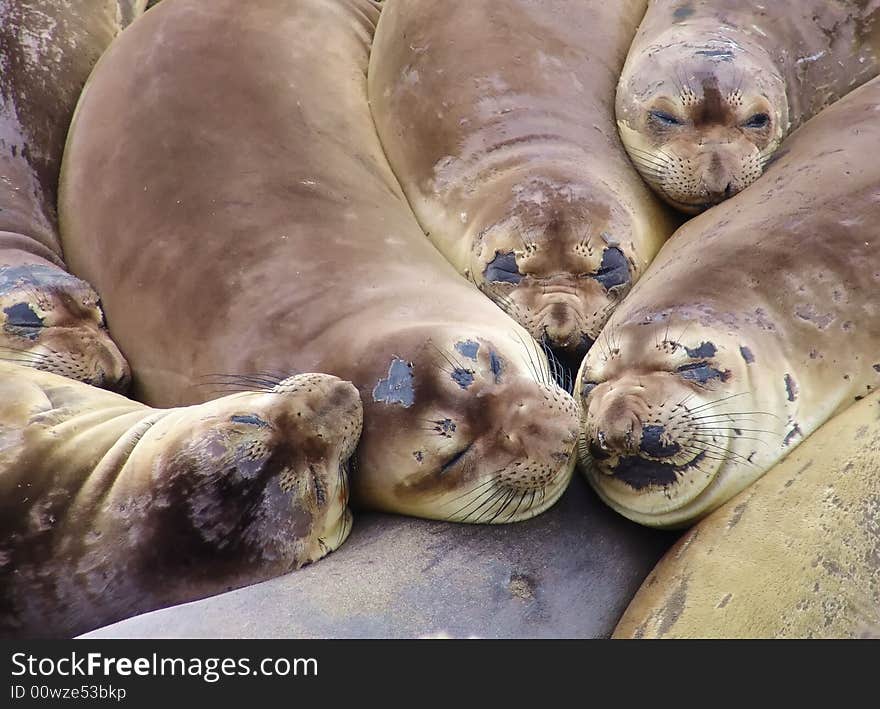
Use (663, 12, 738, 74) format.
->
(0, 0, 140, 389)
(369, 0, 676, 358)
(60, 0, 580, 523)
(618, 0, 880, 212)
(576, 75, 880, 528)
(614, 391, 880, 638)
(0, 363, 361, 639)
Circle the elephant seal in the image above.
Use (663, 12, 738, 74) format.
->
(368, 0, 676, 357)
(60, 0, 580, 523)
(614, 389, 880, 639)
(0, 0, 140, 389)
(617, 0, 880, 212)
(575, 74, 880, 528)
(0, 362, 361, 639)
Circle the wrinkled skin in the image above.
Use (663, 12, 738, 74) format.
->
(617, 0, 880, 212)
(60, 0, 580, 524)
(614, 390, 880, 639)
(0, 0, 142, 388)
(369, 0, 676, 357)
(577, 75, 880, 528)
(0, 363, 361, 639)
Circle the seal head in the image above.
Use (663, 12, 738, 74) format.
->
(356, 326, 581, 523)
(617, 24, 788, 212)
(576, 312, 791, 528)
(469, 169, 636, 357)
(0, 263, 130, 391)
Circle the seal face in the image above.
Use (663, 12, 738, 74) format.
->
(0, 264, 130, 390)
(357, 330, 580, 523)
(0, 365, 362, 638)
(470, 176, 639, 357)
(369, 0, 675, 356)
(616, 0, 880, 212)
(576, 316, 780, 524)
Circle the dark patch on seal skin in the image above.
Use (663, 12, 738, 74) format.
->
(685, 341, 717, 359)
(489, 350, 503, 384)
(612, 452, 706, 491)
(695, 49, 734, 61)
(372, 357, 415, 407)
(0, 265, 79, 297)
(588, 440, 611, 461)
(451, 367, 475, 389)
(640, 426, 681, 458)
(874, 364, 880, 372)
(433, 418, 457, 437)
(3, 303, 43, 338)
(230, 414, 269, 428)
(413, 451, 424, 463)
(739, 346, 755, 364)
(673, 4, 694, 21)
(784, 374, 798, 402)
(677, 361, 727, 384)
(484, 251, 522, 284)
(454, 340, 480, 361)
(783, 424, 803, 447)
(593, 247, 630, 290)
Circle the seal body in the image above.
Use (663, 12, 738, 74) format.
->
(576, 74, 880, 528)
(0, 362, 361, 639)
(617, 0, 880, 211)
(369, 0, 676, 356)
(60, 0, 580, 523)
(0, 0, 137, 389)
(614, 390, 880, 638)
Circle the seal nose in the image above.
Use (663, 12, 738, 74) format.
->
(596, 404, 642, 454)
(639, 425, 680, 458)
(540, 303, 582, 351)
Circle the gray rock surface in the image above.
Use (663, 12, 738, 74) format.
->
(82, 476, 676, 638)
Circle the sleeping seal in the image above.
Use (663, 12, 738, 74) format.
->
(0, 362, 361, 639)
(369, 0, 676, 357)
(59, 0, 580, 523)
(576, 74, 880, 528)
(617, 0, 880, 212)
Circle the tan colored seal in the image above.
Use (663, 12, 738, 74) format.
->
(60, 0, 580, 524)
(614, 389, 880, 639)
(575, 74, 880, 528)
(368, 0, 676, 357)
(0, 362, 361, 639)
(617, 0, 880, 212)
(0, 0, 140, 389)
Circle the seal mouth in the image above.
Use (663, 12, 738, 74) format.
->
(601, 451, 707, 491)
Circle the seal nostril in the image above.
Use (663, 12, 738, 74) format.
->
(724, 182, 734, 197)
(639, 425, 680, 458)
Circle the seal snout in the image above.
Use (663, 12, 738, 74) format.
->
(591, 392, 648, 457)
